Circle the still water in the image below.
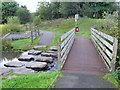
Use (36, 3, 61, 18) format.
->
(0, 51, 57, 73)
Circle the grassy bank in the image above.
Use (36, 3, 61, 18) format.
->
(2, 72, 59, 88)
(12, 37, 40, 50)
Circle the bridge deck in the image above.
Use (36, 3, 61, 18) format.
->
(62, 36, 108, 75)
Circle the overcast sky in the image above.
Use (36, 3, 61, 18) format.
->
(15, 0, 50, 13)
(15, 0, 120, 13)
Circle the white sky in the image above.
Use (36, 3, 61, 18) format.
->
(15, 0, 120, 13)
(15, 0, 50, 13)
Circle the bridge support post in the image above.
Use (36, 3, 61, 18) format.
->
(111, 38, 118, 72)
(57, 38, 61, 70)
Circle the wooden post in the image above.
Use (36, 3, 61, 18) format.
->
(111, 38, 118, 72)
(35, 26, 37, 38)
(31, 30, 33, 44)
(57, 38, 61, 70)
(30, 26, 34, 44)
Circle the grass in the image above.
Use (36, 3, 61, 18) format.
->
(39, 18, 103, 46)
(103, 73, 119, 89)
(12, 37, 40, 50)
(2, 71, 59, 88)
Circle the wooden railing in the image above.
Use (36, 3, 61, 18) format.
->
(58, 28, 75, 70)
(91, 28, 118, 72)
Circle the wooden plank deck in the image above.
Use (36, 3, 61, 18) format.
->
(62, 36, 109, 75)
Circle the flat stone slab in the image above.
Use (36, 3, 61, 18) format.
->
(33, 45, 46, 50)
(0, 68, 12, 76)
(50, 46, 58, 51)
(26, 62, 47, 70)
(4, 61, 25, 67)
(41, 52, 51, 57)
(41, 52, 57, 58)
(28, 50, 42, 55)
(13, 68, 35, 74)
(46, 50, 57, 53)
(36, 56, 53, 63)
(18, 55, 34, 61)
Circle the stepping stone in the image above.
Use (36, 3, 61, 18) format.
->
(41, 52, 51, 57)
(33, 45, 46, 50)
(13, 68, 35, 74)
(28, 50, 42, 55)
(0, 68, 12, 76)
(41, 52, 57, 58)
(26, 62, 47, 70)
(4, 61, 25, 67)
(46, 50, 57, 53)
(36, 56, 53, 63)
(50, 46, 58, 51)
(18, 55, 34, 61)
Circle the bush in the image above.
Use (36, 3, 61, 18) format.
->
(2, 39, 12, 50)
(7, 16, 21, 33)
(96, 11, 120, 85)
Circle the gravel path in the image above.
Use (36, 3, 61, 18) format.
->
(38, 30, 54, 45)
(5, 31, 39, 40)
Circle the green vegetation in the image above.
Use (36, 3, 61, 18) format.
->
(103, 72, 119, 89)
(2, 39, 12, 50)
(2, 72, 59, 88)
(39, 18, 102, 46)
(95, 11, 120, 88)
(0, 25, 3, 36)
(36, 2, 117, 21)
(12, 37, 40, 50)
(1, 1, 31, 24)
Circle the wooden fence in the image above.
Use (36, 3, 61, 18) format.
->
(58, 28, 75, 70)
(91, 28, 118, 72)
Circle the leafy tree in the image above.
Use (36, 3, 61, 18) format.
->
(1, 1, 18, 24)
(7, 16, 21, 32)
(16, 5, 31, 24)
(0, 1, 2, 24)
(7, 16, 20, 24)
(33, 16, 41, 26)
(36, 2, 117, 20)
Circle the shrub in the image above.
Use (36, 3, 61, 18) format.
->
(7, 16, 21, 33)
(2, 39, 12, 50)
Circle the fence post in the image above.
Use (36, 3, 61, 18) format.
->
(111, 38, 118, 72)
(57, 38, 61, 70)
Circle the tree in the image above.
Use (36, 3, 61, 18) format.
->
(36, 2, 117, 20)
(7, 16, 20, 24)
(1, 1, 18, 24)
(16, 6, 31, 24)
(0, 1, 2, 24)
(7, 16, 21, 32)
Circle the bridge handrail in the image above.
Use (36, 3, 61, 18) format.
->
(58, 28, 75, 70)
(91, 28, 118, 72)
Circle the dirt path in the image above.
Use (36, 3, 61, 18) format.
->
(38, 31, 54, 45)
(55, 36, 116, 88)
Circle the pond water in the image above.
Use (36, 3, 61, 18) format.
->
(0, 51, 58, 74)
(0, 51, 21, 68)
